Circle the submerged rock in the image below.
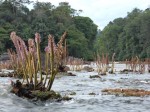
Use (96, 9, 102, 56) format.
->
(69, 92, 76, 95)
(62, 96, 72, 101)
(120, 69, 133, 74)
(67, 72, 76, 76)
(89, 75, 101, 78)
(88, 92, 96, 95)
(99, 72, 107, 75)
(108, 70, 115, 74)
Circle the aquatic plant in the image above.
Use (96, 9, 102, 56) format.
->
(8, 31, 67, 91)
(0, 60, 12, 70)
(67, 57, 84, 71)
(95, 53, 109, 75)
(109, 53, 115, 74)
(124, 56, 148, 74)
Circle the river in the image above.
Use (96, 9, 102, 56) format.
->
(0, 64, 150, 112)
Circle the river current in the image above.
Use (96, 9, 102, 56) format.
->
(0, 64, 150, 112)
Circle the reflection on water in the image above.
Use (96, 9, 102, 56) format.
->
(0, 64, 150, 112)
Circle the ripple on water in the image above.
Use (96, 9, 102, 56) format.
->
(0, 69, 150, 112)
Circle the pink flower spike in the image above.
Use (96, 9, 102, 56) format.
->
(35, 32, 41, 43)
(10, 31, 16, 38)
(28, 39, 34, 47)
(45, 46, 50, 53)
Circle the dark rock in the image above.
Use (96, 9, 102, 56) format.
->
(109, 70, 115, 74)
(62, 96, 72, 101)
(100, 73, 107, 75)
(120, 69, 134, 74)
(10, 80, 72, 102)
(89, 75, 101, 78)
(69, 92, 76, 95)
(67, 72, 76, 76)
(59, 65, 70, 72)
(11, 80, 35, 99)
(89, 92, 96, 95)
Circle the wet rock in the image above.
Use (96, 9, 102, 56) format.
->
(10, 80, 72, 101)
(11, 80, 35, 99)
(120, 69, 133, 74)
(102, 88, 150, 97)
(67, 72, 76, 76)
(69, 92, 76, 95)
(109, 70, 115, 74)
(89, 75, 101, 78)
(31, 90, 61, 101)
(83, 66, 94, 72)
(89, 92, 96, 95)
(59, 65, 70, 72)
(41, 71, 46, 75)
(100, 72, 107, 75)
(62, 96, 72, 101)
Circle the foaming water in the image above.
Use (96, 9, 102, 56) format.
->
(0, 64, 150, 112)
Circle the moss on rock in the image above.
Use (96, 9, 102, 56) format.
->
(31, 90, 62, 101)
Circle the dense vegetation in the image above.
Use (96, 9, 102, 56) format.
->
(0, 0, 150, 61)
(95, 8, 150, 60)
(0, 0, 97, 60)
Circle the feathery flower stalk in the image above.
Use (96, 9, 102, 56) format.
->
(35, 33, 42, 83)
(47, 36, 55, 91)
(8, 31, 67, 91)
(43, 46, 50, 87)
(110, 53, 115, 74)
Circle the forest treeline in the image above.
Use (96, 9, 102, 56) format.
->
(95, 8, 150, 61)
(0, 0, 97, 60)
(0, 0, 150, 61)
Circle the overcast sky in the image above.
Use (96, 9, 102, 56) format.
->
(33, 0, 150, 30)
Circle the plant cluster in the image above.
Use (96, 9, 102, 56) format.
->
(95, 53, 109, 75)
(8, 31, 67, 91)
(125, 57, 150, 73)
(67, 57, 84, 71)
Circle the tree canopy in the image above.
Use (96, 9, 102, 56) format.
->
(0, 0, 150, 61)
(0, 0, 97, 60)
(95, 8, 150, 60)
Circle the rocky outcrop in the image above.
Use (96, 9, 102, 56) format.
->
(10, 80, 72, 101)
